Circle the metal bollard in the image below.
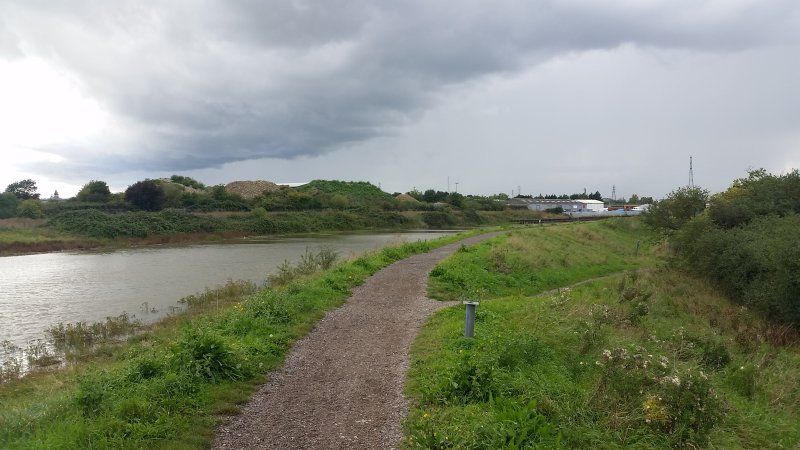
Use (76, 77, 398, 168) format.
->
(463, 301, 479, 337)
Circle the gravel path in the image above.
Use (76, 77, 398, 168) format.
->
(213, 232, 499, 449)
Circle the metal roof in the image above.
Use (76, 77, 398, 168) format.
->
(508, 198, 604, 205)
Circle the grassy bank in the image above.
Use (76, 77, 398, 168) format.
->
(0, 219, 97, 255)
(0, 229, 488, 448)
(0, 209, 541, 256)
(404, 220, 799, 448)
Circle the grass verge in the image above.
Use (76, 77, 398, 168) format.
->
(0, 229, 488, 448)
(404, 220, 800, 448)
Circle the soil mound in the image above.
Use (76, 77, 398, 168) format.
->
(225, 180, 280, 199)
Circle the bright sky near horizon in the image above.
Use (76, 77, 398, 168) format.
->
(1, 1, 798, 199)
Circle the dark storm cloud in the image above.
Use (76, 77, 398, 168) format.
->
(2, 0, 799, 172)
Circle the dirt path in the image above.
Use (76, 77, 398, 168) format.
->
(213, 232, 500, 449)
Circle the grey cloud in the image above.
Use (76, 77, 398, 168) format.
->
(4, 0, 800, 172)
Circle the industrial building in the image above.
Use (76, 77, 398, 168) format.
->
(507, 198, 605, 212)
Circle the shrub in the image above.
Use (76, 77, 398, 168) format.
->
(16, 199, 43, 218)
(706, 169, 800, 229)
(170, 174, 206, 190)
(251, 206, 268, 218)
(643, 186, 709, 233)
(666, 170, 800, 326)
(0, 192, 19, 218)
(48, 209, 223, 238)
(125, 180, 166, 211)
(647, 370, 723, 445)
(76, 180, 112, 203)
(596, 347, 723, 446)
(421, 211, 457, 228)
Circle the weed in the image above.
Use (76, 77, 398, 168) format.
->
(268, 247, 339, 286)
(726, 363, 758, 399)
(174, 329, 247, 383)
(178, 279, 258, 310)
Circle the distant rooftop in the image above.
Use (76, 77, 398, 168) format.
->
(509, 198, 604, 205)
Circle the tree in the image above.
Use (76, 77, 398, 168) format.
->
(16, 199, 43, 218)
(642, 186, 709, 233)
(628, 194, 640, 204)
(706, 168, 800, 229)
(170, 175, 206, 190)
(446, 192, 464, 208)
(125, 180, 166, 211)
(76, 180, 112, 203)
(5, 179, 39, 199)
(0, 193, 19, 218)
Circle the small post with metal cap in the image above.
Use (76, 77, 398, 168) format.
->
(463, 301, 479, 337)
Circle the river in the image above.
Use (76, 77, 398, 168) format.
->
(0, 230, 455, 350)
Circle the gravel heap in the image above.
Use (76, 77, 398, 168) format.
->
(394, 193, 420, 203)
(224, 180, 281, 199)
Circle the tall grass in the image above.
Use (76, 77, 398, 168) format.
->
(267, 247, 338, 286)
(428, 219, 653, 301)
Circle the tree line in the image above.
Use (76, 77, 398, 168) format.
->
(0, 177, 521, 220)
(643, 169, 800, 326)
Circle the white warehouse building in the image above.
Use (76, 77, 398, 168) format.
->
(508, 198, 605, 212)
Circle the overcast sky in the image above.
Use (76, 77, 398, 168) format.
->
(1, 1, 798, 198)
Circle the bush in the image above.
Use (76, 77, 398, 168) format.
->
(0, 192, 19, 218)
(76, 180, 112, 203)
(421, 211, 457, 228)
(643, 186, 709, 233)
(707, 169, 800, 229)
(666, 170, 800, 326)
(251, 206, 268, 218)
(170, 175, 206, 190)
(125, 180, 166, 211)
(16, 199, 43, 218)
(48, 209, 224, 238)
(675, 214, 800, 325)
(597, 347, 724, 446)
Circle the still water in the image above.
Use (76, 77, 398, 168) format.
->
(0, 230, 454, 348)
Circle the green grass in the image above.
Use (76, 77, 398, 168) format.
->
(296, 179, 394, 202)
(428, 219, 654, 301)
(0, 229, 489, 449)
(404, 220, 800, 449)
(0, 224, 94, 255)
